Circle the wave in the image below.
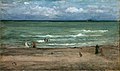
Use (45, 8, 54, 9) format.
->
(71, 29, 108, 33)
(50, 38, 75, 41)
(20, 29, 107, 38)
(46, 41, 107, 46)
(72, 33, 86, 37)
(46, 43, 76, 46)
(37, 40, 45, 42)
(20, 33, 102, 38)
(82, 30, 108, 33)
(20, 35, 33, 37)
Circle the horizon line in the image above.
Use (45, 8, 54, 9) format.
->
(0, 20, 118, 22)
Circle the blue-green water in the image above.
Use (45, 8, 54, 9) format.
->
(1, 21, 119, 48)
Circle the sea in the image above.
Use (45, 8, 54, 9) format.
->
(0, 21, 119, 48)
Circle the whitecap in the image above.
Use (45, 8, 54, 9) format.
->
(20, 35, 32, 37)
(70, 29, 108, 33)
(47, 43, 76, 46)
(35, 35, 62, 38)
(46, 35, 53, 37)
(37, 40, 44, 42)
(50, 38, 75, 41)
(81, 30, 108, 33)
(75, 33, 86, 37)
(89, 35, 102, 36)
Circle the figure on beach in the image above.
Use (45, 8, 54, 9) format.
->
(95, 44, 99, 54)
(79, 52, 82, 57)
(44, 38, 49, 42)
(32, 41, 36, 48)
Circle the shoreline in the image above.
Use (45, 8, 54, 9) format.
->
(0, 44, 119, 70)
(0, 41, 119, 48)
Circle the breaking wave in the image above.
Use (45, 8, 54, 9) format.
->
(20, 33, 102, 38)
(71, 29, 108, 33)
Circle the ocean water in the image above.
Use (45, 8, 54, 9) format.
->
(1, 21, 119, 48)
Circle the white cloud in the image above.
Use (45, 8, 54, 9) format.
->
(65, 7, 79, 13)
(24, 2, 30, 5)
(53, 0, 66, 4)
(87, 5, 98, 8)
(87, 5, 108, 13)
(65, 7, 86, 13)
(24, 6, 59, 18)
(58, 0, 66, 3)
(96, 9, 104, 13)
(87, 8, 106, 13)
(79, 8, 84, 12)
(0, 1, 14, 9)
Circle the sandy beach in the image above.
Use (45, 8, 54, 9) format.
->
(0, 45, 119, 71)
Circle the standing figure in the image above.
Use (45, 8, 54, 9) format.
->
(44, 38, 49, 42)
(79, 52, 82, 57)
(32, 41, 36, 48)
(95, 44, 99, 54)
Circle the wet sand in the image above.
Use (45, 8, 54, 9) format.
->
(0, 45, 119, 71)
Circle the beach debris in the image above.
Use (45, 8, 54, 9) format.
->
(12, 62, 17, 66)
(79, 52, 82, 57)
(74, 47, 77, 48)
(95, 44, 99, 54)
(51, 52, 54, 54)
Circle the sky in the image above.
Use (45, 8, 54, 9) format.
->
(0, 0, 119, 20)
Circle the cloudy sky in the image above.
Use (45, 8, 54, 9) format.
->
(0, 0, 119, 20)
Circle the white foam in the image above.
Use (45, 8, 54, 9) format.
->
(75, 33, 86, 37)
(37, 40, 44, 42)
(71, 29, 108, 33)
(47, 43, 76, 46)
(35, 35, 62, 38)
(81, 30, 108, 33)
(20, 35, 32, 37)
(20, 33, 102, 38)
(50, 38, 74, 41)
(70, 33, 101, 37)
(89, 35, 102, 36)
(46, 35, 53, 37)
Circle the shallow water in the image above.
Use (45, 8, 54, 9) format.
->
(1, 21, 119, 48)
